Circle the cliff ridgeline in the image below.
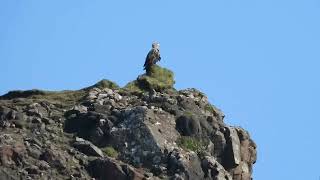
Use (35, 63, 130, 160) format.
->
(0, 65, 256, 180)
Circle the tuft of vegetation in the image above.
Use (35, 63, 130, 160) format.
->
(198, 92, 206, 99)
(84, 79, 119, 90)
(0, 89, 47, 99)
(177, 136, 208, 154)
(0, 79, 120, 108)
(149, 65, 174, 84)
(124, 65, 175, 92)
(123, 80, 143, 93)
(205, 104, 215, 113)
(102, 146, 119, 158)
(31, 90, 87, 107)
(204, 104, 222, 119)
(184, 111, 194, 117)
(0, 89, 86, 108)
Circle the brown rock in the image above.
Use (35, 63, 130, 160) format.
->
(0, 143, 25, 167)
(40, 148, 67, 170)
(237, 128, 257, 165)
(87, 157, 145, 180)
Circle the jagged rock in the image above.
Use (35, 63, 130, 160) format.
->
(110, 106, 179, 169)
(87, 157, 145, 180)
(72, 105, 88, 114)
(223, 127, 241, 168)
(40, 148, 67, 170)
(167, 150, 205, 180)
(176, 114, 201, 136)
(0, 72, 256, 180)
(37, 160, 51, 170)
(64, 111, 113, 145)
(202, 156, 232, 180)
(26, 103, 49, 118)
(229, 128, 257, 180)
(236, 128, 257, 165)
(212, 130, 227, 161)
(73, 137, 104, 157)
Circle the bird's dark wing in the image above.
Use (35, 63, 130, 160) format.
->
(144, 49, 153, 69)
(144, 49, 156, 67)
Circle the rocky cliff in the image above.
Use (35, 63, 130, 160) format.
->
(0, 65, 256, 180)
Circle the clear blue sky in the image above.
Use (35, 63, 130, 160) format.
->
(1, 1, 319, 179)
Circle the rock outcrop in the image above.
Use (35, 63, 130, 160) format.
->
(0, 66, 256, 180)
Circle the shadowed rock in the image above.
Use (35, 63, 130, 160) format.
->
(73, 137, 104, 157)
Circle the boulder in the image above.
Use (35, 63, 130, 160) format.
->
(40, 148, 67, 170)
(87, 157, 145, 180)
(0, 143, 25, 167)
(176, 114, 201, 136)
(201, 156, 232, 180)
(73, 137, 104, 157)
(0, 106, 11, 121)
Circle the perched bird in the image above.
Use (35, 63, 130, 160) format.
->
(144, 42, 161, 75)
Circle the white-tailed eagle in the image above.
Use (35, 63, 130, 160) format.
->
(144, 42, 161, 75)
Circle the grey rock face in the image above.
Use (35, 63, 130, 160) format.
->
(0, 79, 257, 180)
(73, 137, 104, 157)
(223, 127, 242, 168)
(176, 115, 201, 136)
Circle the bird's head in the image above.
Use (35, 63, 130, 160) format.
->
(152, 42, 160, 49)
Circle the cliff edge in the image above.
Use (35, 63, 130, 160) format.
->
(0, 66, 256, 180)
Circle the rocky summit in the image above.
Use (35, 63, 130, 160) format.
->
(0, 66, 257, 180)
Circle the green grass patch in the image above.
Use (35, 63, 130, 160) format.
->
(123, 65, 175, 92)
(102, 146, 119, 158)
(205, 104, 215, 113)
(177, 136, 207, 154)
(147, 65, 175, 87)
(84, 79, 119, 90)
(204, 104, 223, 119)
(0, 79, 120, 108)
(32, 90, 87, 107)
(123, 80, 143, 93)
(184, 111, 194, 117)
(1, 89, 86, 108)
